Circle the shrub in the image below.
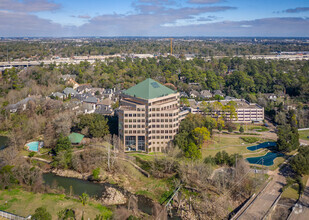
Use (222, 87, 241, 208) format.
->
(92, 167, 100, 180)
(240, 137, 260, 143)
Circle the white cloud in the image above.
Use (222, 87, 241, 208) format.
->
(188, 0, 223, 4)
(78, 15, 91, 19)
(0, 10, 72, 37)
(0, 0, 60, 12)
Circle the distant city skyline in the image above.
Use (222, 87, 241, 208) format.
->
(1, 0, 309, 37)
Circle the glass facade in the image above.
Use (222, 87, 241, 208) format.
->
(125, 136, 136, 151)
(138, 136, 145, 151)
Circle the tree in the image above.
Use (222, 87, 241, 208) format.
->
(226, 122, 236, 133)
(31, 207, 52, 220)
(112, 100, 119, 110)
(204, 116, 217, 135)
(77, 114, 109, 138)
(183, 142, 202, 160)
(79, 192, 89, 206)
(44, 122, 55, 148)
(57, 208, 76, 220)
(174, 132, 190, 150)
(217, 119, 224, 132)
(239, 126, 244, 133)
(277, 125, 299, 152)
(52, 150, 72, 169)
(92, 167, 100, 181)
(54, 134, 72, 154)
(79, 193, 89, 219)
(290, 146, 309, 175)
(192, 127, 210, 146)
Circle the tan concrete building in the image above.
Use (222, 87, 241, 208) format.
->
(118, 78, 179, 152)
(188, 99, 264, 123)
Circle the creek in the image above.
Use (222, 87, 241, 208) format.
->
(43, 173, 157, 216)
(0, 135, 9, 150)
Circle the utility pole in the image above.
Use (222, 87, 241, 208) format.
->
(235, 154, 238, 179)
(170, 38, 173, 55)
(7, 44, 9, 63)
(261, 158, 264, 180)
(108, 143, 110, 171)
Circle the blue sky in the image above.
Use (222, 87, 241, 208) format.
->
(0, 0, 309, 37)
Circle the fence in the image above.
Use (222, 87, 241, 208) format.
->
(0, 210, 31, 220)
(298, 128, 309, 131)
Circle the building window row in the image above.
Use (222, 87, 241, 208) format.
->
(149, 130, 174, 134)
(150, 118, 178, 123)
(124, 124, 145, 128)
(149, 136, 173, 141)
(149, 124, 177, 128)
(149, 104, 178, 111)
(125, 113, 145, 117)
(124, 119, 146, 123)
(124, 130, 145, 134)
(150, 113, 178, 117)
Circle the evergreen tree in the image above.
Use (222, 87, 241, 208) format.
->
(31, 207, 52, 220)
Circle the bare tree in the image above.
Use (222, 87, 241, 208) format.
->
(44, 121, 56, 148)
(104, 134, 112, 171)
(112, 134, 120, 167)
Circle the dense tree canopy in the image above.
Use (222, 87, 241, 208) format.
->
(290, 146, 309, 175)
(77, 114, 109, 138)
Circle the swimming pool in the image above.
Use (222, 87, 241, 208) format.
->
(247, 142, 276, 151)
(246, 152, 281, 166)
(26, 141, 42, 152)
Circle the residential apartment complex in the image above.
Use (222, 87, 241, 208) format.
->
(188, 99, 264, 123)
(118, 79, 179, 152)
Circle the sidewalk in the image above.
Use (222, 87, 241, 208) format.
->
(288, 177, 309, 220)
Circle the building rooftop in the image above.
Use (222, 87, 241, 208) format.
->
(63, 87, 77, 95)
(123, 78, 176, 100)
(68, 132, 84, 144)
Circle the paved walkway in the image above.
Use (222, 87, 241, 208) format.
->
(23, 156, 51, 164)
(288, 178, 309, 220)
(238, 165, 290, 220)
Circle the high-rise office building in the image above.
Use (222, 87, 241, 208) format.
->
(118, 78, 179, 153)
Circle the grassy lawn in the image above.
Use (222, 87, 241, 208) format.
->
(299, 130, 309, 140)
(113, 160, 174, 202)
(282, 175, 309, 200)
(248, 126, 269, 132)
(268, 156, 285, 171)
(0, 189, 112, 219)
(282, 185, 299, 200)
(202, 136, 259, 157)
(240, 136, 260, 143)
(128, 153, 156, 161)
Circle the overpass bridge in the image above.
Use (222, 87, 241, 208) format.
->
(0, 59, 95, 68)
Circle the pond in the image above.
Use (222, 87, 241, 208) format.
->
(0, 135, 9, 150)
(247, 141, 276, 151)
(246, 152, 281, 166)
(43, 173, 108, 198)
(42, 173, 176, 218)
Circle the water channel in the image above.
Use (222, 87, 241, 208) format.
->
(0, 135, 9, 150)
(43, 173, 175, 218)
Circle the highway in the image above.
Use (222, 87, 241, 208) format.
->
(1, 53, 309, 68)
